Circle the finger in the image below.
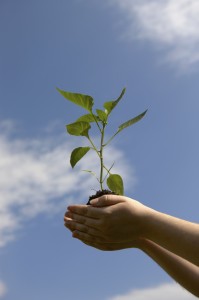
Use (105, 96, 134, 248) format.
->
(90, 194, 126, 207)
(67, 204, 106, 219)
(64, 219, 103, 238)
(64, 218, 102, 237)
(64, 211, 73, 219)
(64, 223, 73, 232)
(64, 212, 100, 229)
(64, 216, 73, 231)
(72, 229, 106, 244)
(82, 241, 113, 251)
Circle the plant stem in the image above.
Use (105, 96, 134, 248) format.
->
(104, 130, 119, 147)
(87, 137, 100, 158)
(99, 123, 105, 190)
(103, 162, 114, 183)
(87, 134, 110, 183)
(91, 111, 102, 134)
(87, 120, 111, 191)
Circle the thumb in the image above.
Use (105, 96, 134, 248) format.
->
(90, 194, 125, 207)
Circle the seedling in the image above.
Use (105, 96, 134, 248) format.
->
(57, 87, 147, 202)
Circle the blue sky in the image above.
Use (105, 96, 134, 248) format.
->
(0, 0, 199, 299)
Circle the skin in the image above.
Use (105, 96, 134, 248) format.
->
(64, 195, 199, 297)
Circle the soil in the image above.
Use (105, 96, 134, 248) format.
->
(87, 189, 116, 205)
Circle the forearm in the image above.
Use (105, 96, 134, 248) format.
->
(143, 209, 199, 266)
(139, 239, 199, 297)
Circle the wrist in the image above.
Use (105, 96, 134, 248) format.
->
(140, 207, 174, 247)
(137, 205, 157, 241)
(133, 237, 149, 250)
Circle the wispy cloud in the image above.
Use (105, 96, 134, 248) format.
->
(111, 0, 199, 71)
(0, 280, 7, 298)
(0, 120, 135, 248)
(108, 283, 197, 300)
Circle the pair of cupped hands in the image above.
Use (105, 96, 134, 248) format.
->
(64, 195, 151, 251)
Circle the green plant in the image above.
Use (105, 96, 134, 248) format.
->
(57, 87, 147, 196)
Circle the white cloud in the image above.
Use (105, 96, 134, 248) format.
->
(111, 0, 199, 71)
(0, 280, 7, 298)
(108, 282, 197, 300)
(0, 120, 135, 247)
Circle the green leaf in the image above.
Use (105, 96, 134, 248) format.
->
(66, 121, 91, 137)
(118, 110, 147, 133)
(56, 88, 94, 112)
(82, 169, 99, 181)
(107, 174, 124, 195)
(96, 109, 107, 122)
(103, 88, 126, 115)
(76, 113, 98, 123)
(70, 147, 90, 168)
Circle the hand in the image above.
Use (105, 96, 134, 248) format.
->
(64, 195, 150, 250)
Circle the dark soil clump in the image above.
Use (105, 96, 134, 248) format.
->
(87, 189, 116, 205)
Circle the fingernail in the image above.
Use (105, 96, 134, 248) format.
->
(64, 218, 71, 224)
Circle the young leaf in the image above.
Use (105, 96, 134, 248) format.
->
(96, 109, 107, 123)
(66, 121, 91, 137)
(103, 88, 126, 115)
(118, 110, 147, 133)
(76, 114, 98, 123)
(70, 147, 90, 168)
(82, 170, 99, 181)
(107, 174, 124, 195)
(56, 88, 94, 112)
